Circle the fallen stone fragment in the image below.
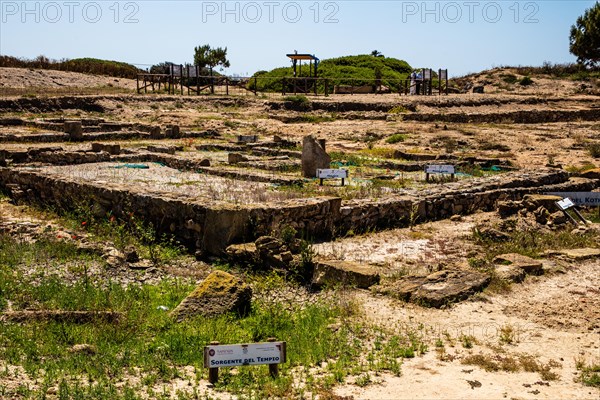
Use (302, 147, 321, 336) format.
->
(375, 269, 490, 308)
(579, 168, 600, 180)
(557, 247, 600, 260)
(493, 253, 543, 275)
(228, 152, 248, 164)
(312, 259, 380, 289)
(495, 264, 526, 283)
(522, 194, 563, 212)
(170, 270, 252, 322)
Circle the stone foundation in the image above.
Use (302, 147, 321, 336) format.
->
(0, 166, 597, 257)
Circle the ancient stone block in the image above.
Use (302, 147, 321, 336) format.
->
(147, 145, 176, 155)
(149, 126, 162, 139)
(495, 264, 526, 283)
(301, 135, 330, 178)
(493, 253, 543, 275)
(312, 259, 380, 289)
(202, 207, 251, 256)
(579, 168, 600, 180)
(228, 153, 248, 164)
(557, 247, 600, 260)
(170, 270, 252, 322)
(165, 124, 181, 138)
(64, 121, 83, 141)
(375, 269, 490, 308)
(91, 143, 121, 155)
(522, 194, 562, 212)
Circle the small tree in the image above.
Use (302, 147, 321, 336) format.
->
(569, 2, 600, 67)
(193, 44, 230, 76)
(371, 50, 384, 58)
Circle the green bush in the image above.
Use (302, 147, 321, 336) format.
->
(386, 133, 407, 144)
(249, 54, 412, 93)
(0, 55, 142, 78)
(588, 143, 600, 158)
(519, 76, 534, 86)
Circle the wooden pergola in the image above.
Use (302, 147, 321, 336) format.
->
(286, 53, 319, 77)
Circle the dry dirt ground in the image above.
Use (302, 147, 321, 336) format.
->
(0, 67, 599, 399)
(0, 67, 137, 90)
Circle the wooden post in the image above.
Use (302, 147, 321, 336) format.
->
(196, 66, 200, 96)
(136, 75, 139, 94)
(180, 65, 184, 95)
(267, 338, 279, 378)
(571, 207, 588, 224)
(319, 178, 324, 186)
(341, 177, 345, 186)
(446, 71, 449, 95)
(208, 341, 220, 384)
(226, 77, 229, 95)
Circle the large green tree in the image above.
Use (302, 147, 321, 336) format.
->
(570, 2, 600, 67)
(193, 44, 230, 76)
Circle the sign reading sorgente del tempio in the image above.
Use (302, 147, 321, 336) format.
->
(203, 342, 286, 368)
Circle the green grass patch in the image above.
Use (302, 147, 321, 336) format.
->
(576, 359, 600, 387)
(473, 228, 600, 260)
(519, 76, 534, 86)
(386, 133, 407, 144)
(0, 265, 427, 397)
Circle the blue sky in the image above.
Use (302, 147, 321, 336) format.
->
(0, 1, 596, 77)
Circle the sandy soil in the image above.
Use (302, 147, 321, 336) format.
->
(334, 259, 600, 399)
(0, 67, 137, 89)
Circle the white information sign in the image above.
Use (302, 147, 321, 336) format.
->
(440, 69, 448, 80)
(317, 169, 348, 179)
(546, 192, 600, 206)
(556, 198, 575, 210)
(425, 164, 455, 174)
(187, 66, 197, 78)
(170, 65, 182, 75)
(237, 135, 258, 143)
(204, 342, 286, 368)
(423, 69, 432, 80)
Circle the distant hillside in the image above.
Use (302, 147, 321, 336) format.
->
(452, 64, 600, 95)
(0, 56, 142, 79)
(250, 54, 412, 92)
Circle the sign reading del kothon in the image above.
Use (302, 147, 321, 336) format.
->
(204, 341, 286, 368)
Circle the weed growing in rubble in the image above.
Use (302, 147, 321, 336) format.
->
(472, 228, 599, 259)
(44, 201, 186, 266)
(575, 358, 600, 387)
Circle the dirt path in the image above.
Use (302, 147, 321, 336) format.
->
(334, 261, 600, 399)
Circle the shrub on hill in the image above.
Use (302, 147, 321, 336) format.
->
(0, 55, 142, 79)
(248, 54, 412, 92)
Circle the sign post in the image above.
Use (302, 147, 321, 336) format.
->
(555, 197, 587, 225)
(424, 164, 455, 182)
(204, 339, 287, 384)
(317, 169, 348, 186)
